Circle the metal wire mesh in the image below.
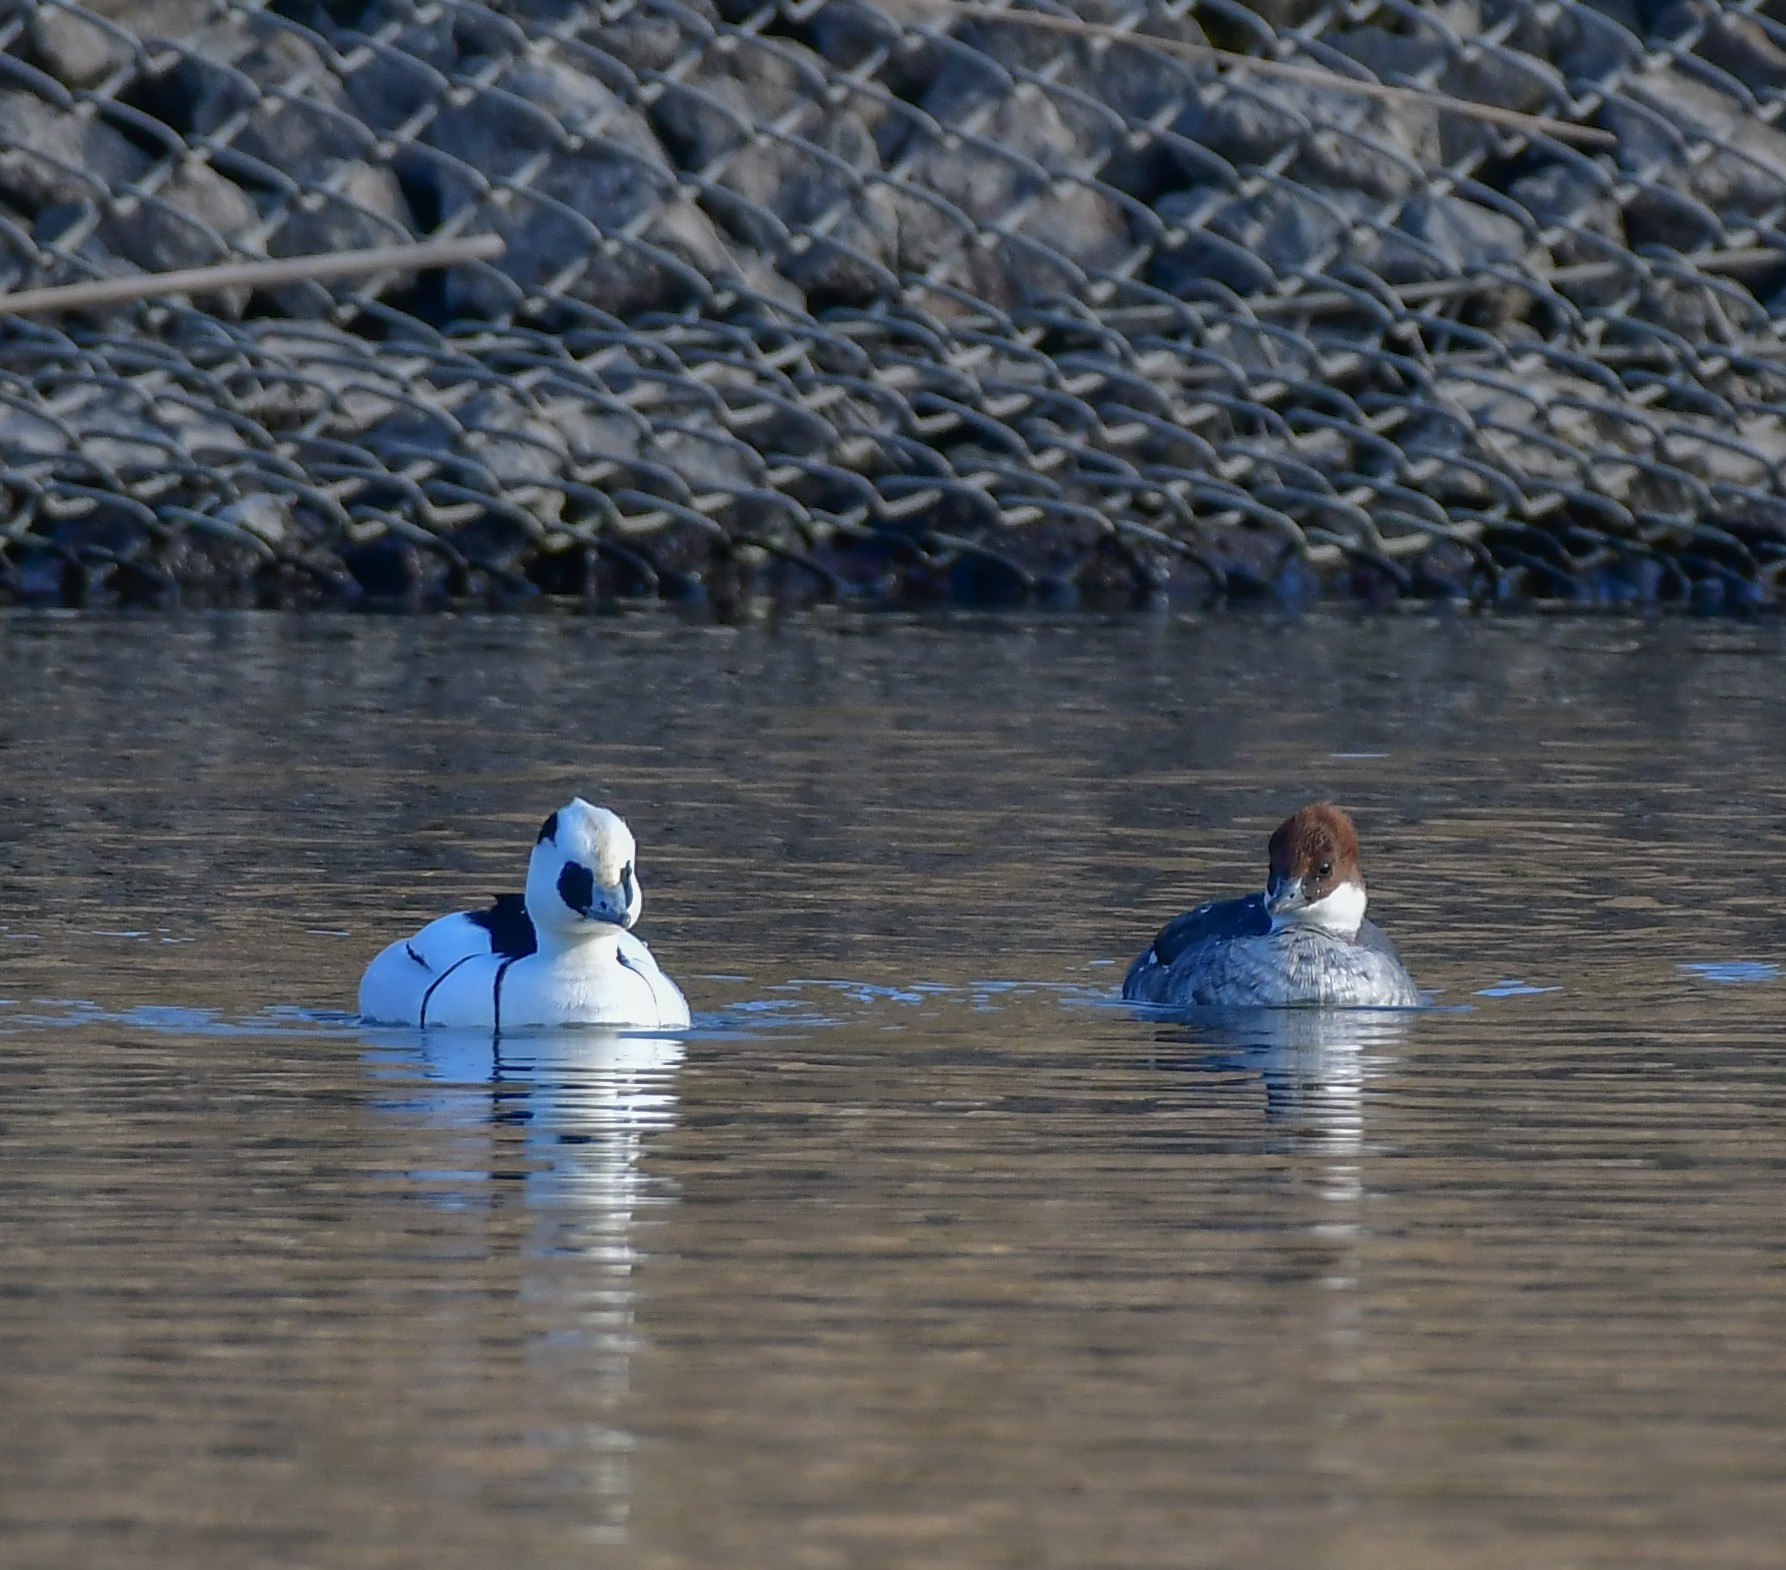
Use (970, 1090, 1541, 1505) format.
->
(1, 0, 1785, 608)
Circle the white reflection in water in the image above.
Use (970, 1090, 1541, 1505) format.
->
(1145, 1007, 1410, 1250)
(1151, 1008, 1410, 1447)
(367, 1026, 684, 1544)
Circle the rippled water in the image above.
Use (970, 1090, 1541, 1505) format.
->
(3, 611, 1786, 1568)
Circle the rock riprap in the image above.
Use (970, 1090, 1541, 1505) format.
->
(0, 0, 1782, 610)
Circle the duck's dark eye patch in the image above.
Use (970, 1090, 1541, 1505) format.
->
(1317, 861, 1332, 878)
(537, 810, 560, 845)
(557, 861, 594, 913)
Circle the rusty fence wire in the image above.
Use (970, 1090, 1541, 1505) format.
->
(1, 0, 1785, 608)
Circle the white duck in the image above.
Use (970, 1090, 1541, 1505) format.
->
(358, 799, 690, 1030)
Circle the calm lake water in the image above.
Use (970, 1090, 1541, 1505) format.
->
(2, 610, 1785, 1568)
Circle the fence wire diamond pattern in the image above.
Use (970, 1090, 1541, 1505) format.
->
(0, 0, 1784, 608)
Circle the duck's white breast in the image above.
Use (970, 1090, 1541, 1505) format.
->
(364, 938, 686, 1031)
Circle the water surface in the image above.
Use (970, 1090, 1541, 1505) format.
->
(1, 611, 1784, 1568)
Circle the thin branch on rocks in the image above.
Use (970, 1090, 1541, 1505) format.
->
(0, 236, 507, 318)
(934, 1, 1616, 148)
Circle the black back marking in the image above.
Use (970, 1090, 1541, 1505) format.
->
(1150, 892, 1273, 967)
(491, 954, 522, 1036)
(557, 861, 594, 915)
(616, 946, 667, 1020)
(419, 954, 478, 1028)
(537, 810, 560, 845)
(467, 892, 537, 959)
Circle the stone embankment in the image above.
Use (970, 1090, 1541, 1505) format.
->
(0, 0, 1783, 609)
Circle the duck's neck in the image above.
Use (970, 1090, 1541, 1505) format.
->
(1271, 880, 1368, 940)
(533, 926, 624, 962)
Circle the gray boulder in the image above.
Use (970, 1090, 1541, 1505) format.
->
(1607, 69, 1786, 249)
(1657, 0, 1786, 90)
(1149, 183, 1359, 296)
(1329, 24, 1571, 163)
(22, 0, 213, 89)
(0, 88, 259, 290)
(241, 324, 417, 433)
(419, 55, 746, 318)
(1543, 1, 1647, 82)
(1509, 162, 1625, 267)
(1170, 66, 1440, 202)
(898, 78, 1130, 307)
(808, 0, 959, 114)
(179, 16, 413, 250)
(539, 392, 644, 469)
(332, 2, 460, 136)
(1149, 181, 1529, 312)
(581, 0, 721, 76)
(1384, 193, 1531, 289)
(458, 386, 574, 527)
(650, 37, 898, 306)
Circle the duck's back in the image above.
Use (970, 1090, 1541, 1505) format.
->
(359, 895, 529, 1023)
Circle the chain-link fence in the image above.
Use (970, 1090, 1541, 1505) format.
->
(0, 0, 1783, 608)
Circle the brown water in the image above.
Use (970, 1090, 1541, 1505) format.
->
(2, 610, 1785, 1569)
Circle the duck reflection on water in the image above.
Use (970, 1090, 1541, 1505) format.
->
(366, 1024, 685, 1543)
(1135, 1005, 1409, 1161)
(1139, 1007, 1411, 1332)
(400, 1025, 685, 1211)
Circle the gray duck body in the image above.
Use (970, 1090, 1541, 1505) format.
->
(1122, 892, 1420, 1009)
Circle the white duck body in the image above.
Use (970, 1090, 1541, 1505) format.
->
(358, 800, 690, 1031)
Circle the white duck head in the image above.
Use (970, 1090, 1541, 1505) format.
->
(525, 798, 644, 943)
